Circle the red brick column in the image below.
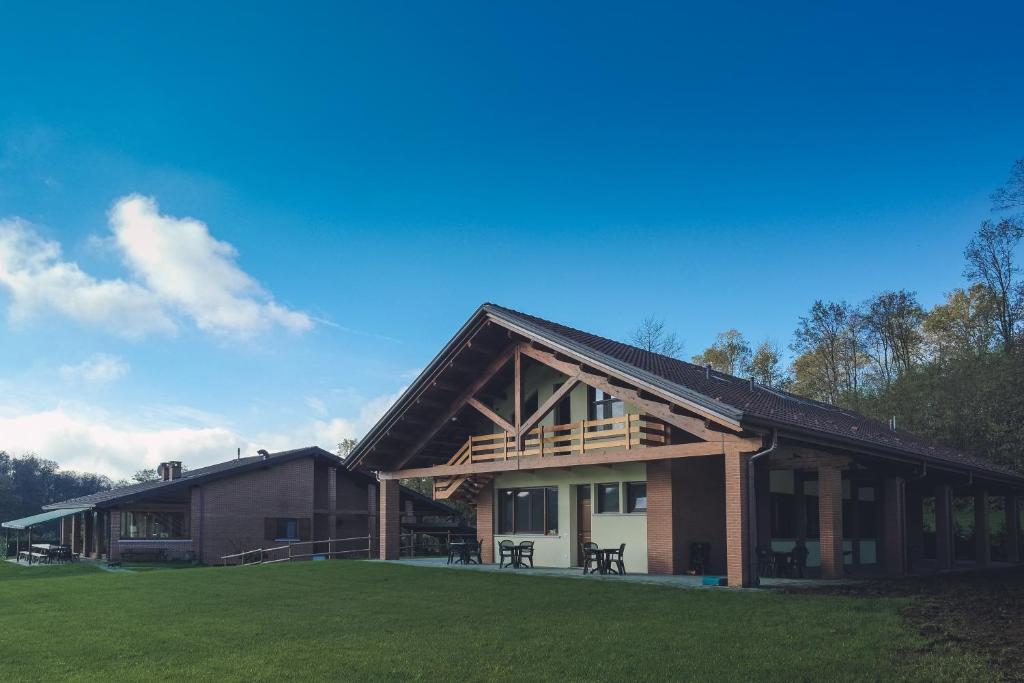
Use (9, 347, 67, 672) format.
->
(367, 483, 379, 558)
(189, 487, 203, 562)
(818, 465, 844, 579)
(1006, 495, 1021, 564)
(883, 476, 907, 576)
(379, 479, 400, 560)
(476, 481, 494, 564)
(646, 460, 677, 575)
(108, 508, 121, 561)
(974, 491, 989, 567)
(725, 451, 751, 587)
(935, 484, 953, 571)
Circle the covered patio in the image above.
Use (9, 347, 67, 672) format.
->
(2, 507, 90, 564)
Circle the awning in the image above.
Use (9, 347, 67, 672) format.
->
(2, 507, 90, 530)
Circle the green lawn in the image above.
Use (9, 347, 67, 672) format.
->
(0, 560, 987, 682)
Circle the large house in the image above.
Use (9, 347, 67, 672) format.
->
(30, 446, 460, 565)
(346, 304, 1024, 587)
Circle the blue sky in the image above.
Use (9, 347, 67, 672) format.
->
(0, 2, 1021, 477)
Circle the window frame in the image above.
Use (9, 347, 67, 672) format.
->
(275, 517, 300, 541)
(120, 509, 188, 540)
(496, 486, 559, 535)
(625, 481, 647, 514)
(596, 482, 621, 514)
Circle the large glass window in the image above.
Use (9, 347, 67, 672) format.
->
(588, 388, 624, 420)
(121, 510, 187, 539)
(597, 483, 620, 513)
(497, 487, 558, 535)
(626, 482, 647, 513)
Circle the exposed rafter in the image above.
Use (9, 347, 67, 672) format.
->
(519, 377, 579, 437)
(467, 397, 515, 434)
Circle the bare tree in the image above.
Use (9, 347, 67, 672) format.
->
(630, 315, 684, 357)
(991, 158, 1024, 212)
(748, 340, 787, 388)
(964, 219, 1024, 353)
(792, 300, 867, 404)
(862, 290, 924, 385)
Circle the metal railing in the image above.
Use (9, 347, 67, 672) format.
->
(220, 531, 481, 565)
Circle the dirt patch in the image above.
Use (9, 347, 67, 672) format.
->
(780, 567, 1024, 681)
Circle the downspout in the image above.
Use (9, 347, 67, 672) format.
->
(747, 428, 778, 587)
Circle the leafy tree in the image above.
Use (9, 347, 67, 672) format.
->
(963, 219, 1024, 353)
(922, 285, 997, 362)
(629, 316, 684, 358)
(692, 329, 751, 376)
(791, 301, 866, 404)
(337, 438, 359, 458)
(748, 340, 788, 388)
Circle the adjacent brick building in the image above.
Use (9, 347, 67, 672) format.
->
(40, 446, 459, 565)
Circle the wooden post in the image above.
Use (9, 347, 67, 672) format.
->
(538, 424, 544, 458)
(1006, 495, 1021, 564)
(514, 347, 522, 451)
(580, 419, 587, 455)
(974, 491, 989, 567)
(935, 484, 954, 571)
(27, 526, 32, 565)
(625, 414, 632, 450)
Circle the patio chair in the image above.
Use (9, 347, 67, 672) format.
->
(470, 539, 483, 565)
(791, 540, 809, 579)
(689, 542, 711, 575)
(606, 543, 626, 575)
(462, 539, 482, 565)
(581, 542, 601, 574)
(755, 545, 775, 578)
(447, 541, 459, 565)
(498, 540, 516, 568)
(517, 541, 534, 568)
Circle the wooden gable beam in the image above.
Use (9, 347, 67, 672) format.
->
(467, 397, 515, 435)
(519, 376, 580, 437)
(514, 345, 522, 450)
(395, 343, 517, 469)
(518, 343, 757, 447)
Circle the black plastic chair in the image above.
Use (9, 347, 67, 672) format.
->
(498, 540, 516, 568)
(581, 542, 601, 574)
(518, 541, 534, 568)
(755, 545, 775, 578)
(606, 543, 626, 575)
(465, 539, 483, 565)
(689, 542, 711, 575)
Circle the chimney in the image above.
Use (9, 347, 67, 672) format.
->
(158, 461, 182, 481)
(258, 449, 270, 460)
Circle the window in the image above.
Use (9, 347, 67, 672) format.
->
(265, 517, 310, 541)
(523, 391, 538, 418)
(597, 483, 620, 513)
(276, 518, 299, 540)
(497, 487, 558, 535)
(553, 382, 573, 425)
(626, 482, 647, 513)
(121, 510, 187, 540)
(588, 388, 624, 420)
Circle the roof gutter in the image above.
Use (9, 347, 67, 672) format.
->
(746, 428, 778, 588)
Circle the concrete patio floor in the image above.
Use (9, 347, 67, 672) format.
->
(389, 557, 854, 590)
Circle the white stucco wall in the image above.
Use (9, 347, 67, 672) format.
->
(492, 462, 648, 573)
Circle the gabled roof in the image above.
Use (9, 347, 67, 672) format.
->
(44, 447, 344, 510)
(348, 303, 1024, 485)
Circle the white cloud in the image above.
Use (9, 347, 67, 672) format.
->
(0, 389, 405, 478)
(305, 396, 327, 416)
(110, 195, 312, 337)
(0, 195, 312, 339)
(59, 354, 130, 383)
(0, 219, 176, 337)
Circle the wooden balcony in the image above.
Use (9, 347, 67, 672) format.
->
(433, 414, 667, 500)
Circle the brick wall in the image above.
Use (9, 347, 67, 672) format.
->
(196, 457, 315, 564)
(818, 465, 843, 579)
(379, 479, 400, 560)
(476, 481, 494, 564)
(724, 451, 751, 587)
(646, 460, 676, 574)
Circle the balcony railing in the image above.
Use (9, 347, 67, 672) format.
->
(445, 414, 668, 467)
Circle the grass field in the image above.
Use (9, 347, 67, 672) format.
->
(0, 560, 988, 682)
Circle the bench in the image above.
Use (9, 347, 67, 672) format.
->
(119, 549, 167, 563)
(17, 551, 48, 563)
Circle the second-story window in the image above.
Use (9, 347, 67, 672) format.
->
(588, 388, 624, 420)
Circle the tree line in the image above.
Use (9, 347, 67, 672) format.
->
(632, 158, 1024, 474)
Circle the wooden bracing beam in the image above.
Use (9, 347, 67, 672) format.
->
(466, 397, 515, 434)
(518, 343, 754, 445)
(395, 343, 517, 469)
(519, 377, 579, 437)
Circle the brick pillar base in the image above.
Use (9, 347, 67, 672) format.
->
(818, 465, 843, 579)
(647, 460, 678, 575)
(1006, 495, 1021, 564)
(379, 479, 400, 560)
(935, 484, 953, 571)
(883, 476, 907, 576)
(975, 491, 989, 567)
(476, 481, 494, 564)
(725, 451, 751, 588)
